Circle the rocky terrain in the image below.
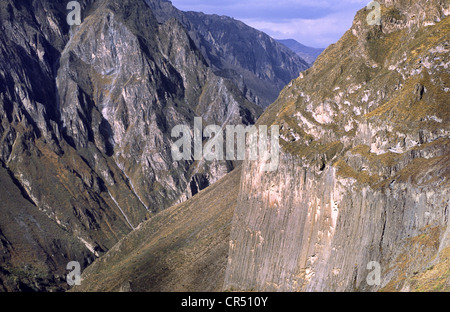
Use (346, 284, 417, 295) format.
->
(75, 0, 449, 292)
(0, 0, 307, 291)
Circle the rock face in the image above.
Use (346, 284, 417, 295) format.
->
(0, 0, 306, 291)
(56, 0, 261, 217)
(224, 0, 449, 291)
(0, 163, 92, 291)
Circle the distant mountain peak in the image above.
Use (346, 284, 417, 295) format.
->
(276, 39, 325, 66)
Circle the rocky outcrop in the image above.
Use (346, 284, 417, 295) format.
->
(224, 0, 449, 291)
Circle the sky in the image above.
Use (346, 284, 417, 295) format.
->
(170, 0, 369, 48)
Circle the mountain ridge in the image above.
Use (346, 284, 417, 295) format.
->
(276, 39, 325, 66)
(145, 0, 310, 108)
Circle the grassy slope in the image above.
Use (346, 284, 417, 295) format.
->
(72, 167, 241, 292)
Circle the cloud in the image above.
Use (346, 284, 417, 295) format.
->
(170, 0, 369, 48)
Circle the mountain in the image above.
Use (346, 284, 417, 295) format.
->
(75, 0, 449, 292)
(145, 0, 310, 108)
(0, 0, 309, 291)
(225, 0, 450, 291)
(276, 39, 325, 66)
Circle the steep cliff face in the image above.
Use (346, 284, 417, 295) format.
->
(0, 0, 102, 291)
(225, 0, 449, 291)
(55, 0, 261, 218)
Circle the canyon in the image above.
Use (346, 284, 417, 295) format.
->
(0, 0, 449, 292)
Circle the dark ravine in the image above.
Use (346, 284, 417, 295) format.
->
(0, 0, 306, 291)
